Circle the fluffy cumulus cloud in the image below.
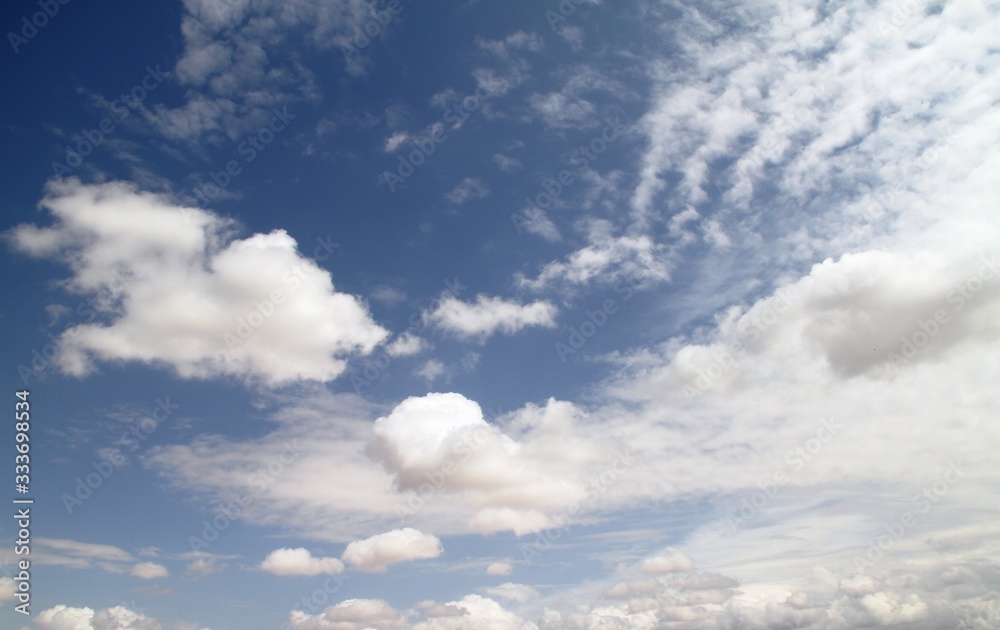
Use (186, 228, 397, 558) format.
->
(423, 295, 558, 341)
(413, 594, 537, 630)
(36, 603, 191, 629)
(341, 528, 442, 573)
(147, 389, 638, 541)
(261, 548, 345, 576)
(6, 179, 387, 386)
(60, 2, 1000, 626)
(367, 392, 635, 535)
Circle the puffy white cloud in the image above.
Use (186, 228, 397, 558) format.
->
(636, 548, 694, 575)
(288, 599, 408, 630)
(149, 387, 640, 541)
(413, 595, 537, 630)
(130, 561, 169, 579)
(424, 295, 558, 341)
(486, 561, 513, 576)
(6, 179, 387, 386)
(36, 605, 95, 630)
(386, 332, 428, 357)
(261, 548, 345, 576)
(341, 528, 442, 573)
(368, 392, 632, 535)
(36, 604, 176, 630)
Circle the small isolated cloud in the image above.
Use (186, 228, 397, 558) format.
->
(260, 548, 345, 576)
(424, 295, 558, 341)
(513, 206, 561, 242)
(5, 179, 388, 386)
(384, 131, 410, 153)
(637, 548, 694, 574)
(130, 561, 169, 579)
(481, 582, 540, 602)
(371, 285, 407, 307)
(493, 153, 521, 171)
(446, 177, 490, 205)
(486, 561, 513, 576)
(386, 332, 428, 358)
(341, 528, 442, 573)
(416, 359, 446, 382)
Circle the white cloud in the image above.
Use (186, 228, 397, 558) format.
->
(182, 551, 233, 577)
(513, 206, 561, 242)
(142, 0, 385, 144)
(637, 548, 694, 575)
(130, 561, 169, 579)
(528, 92, 596, 129)
(476, 31, 544, 60)
(36, 605, 96, 630)
(0, 577, 14, 604)
(413, 595, 536, 630)
(445, 177, 489, 205)
(481, 582, 539, 602)
(386, 332, 428, 358)
(486, 561, 513, 576)
(517, 229, 670, 291)
(370, 285, 408, 307)
(384, 131, 410, 153)
(368, 393, 633, 536)
(36, 604, 176, 630)
(6, 179, 388, 386)
(288, 599, 408, 630)
(34, 538, 136, 573)
(424, 295, 558, 341)
(341, 528, 442, 573)
(493, 153, 521, 172)
(416, 359, 446, 382)
(261, 548, 345, 576)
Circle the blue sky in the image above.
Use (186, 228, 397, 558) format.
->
(1, 0, 999, 628)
